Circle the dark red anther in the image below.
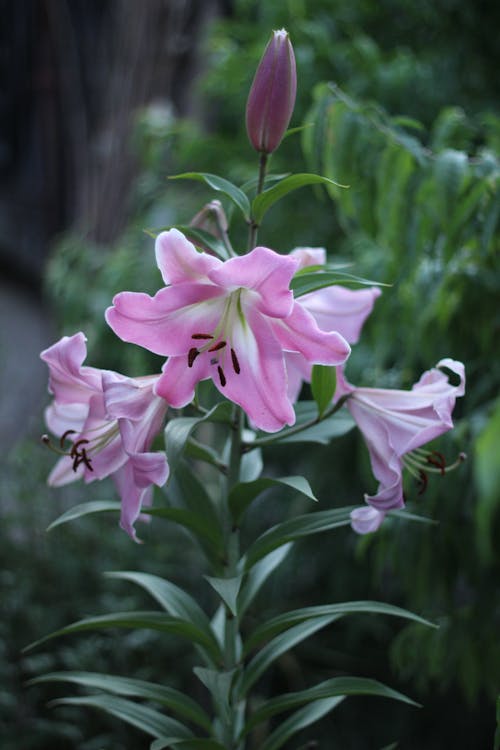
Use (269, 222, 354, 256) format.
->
(230, 348, 241, 374)
(208, 340, 227, 352)
(188, 347, 200, 367)
(427, 451, 446, 475)
(417, 469, 428, 495)
(217, 366, 227, 387)
(70, 438, 90, 459)
(191, 333, 213, 340)
(60, 429, 77, 447)
(73, 448, 93, 472)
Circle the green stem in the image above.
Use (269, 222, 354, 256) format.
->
(247, 152, 268, 250)
(220, 405, 244, 748)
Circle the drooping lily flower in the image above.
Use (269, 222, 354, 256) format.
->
(105, 229, 351, 432)
(41, 333, 169, 541)
(285, 246, 381, 401)
(336, 359, 466, 533)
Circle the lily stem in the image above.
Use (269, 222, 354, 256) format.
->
(247, 152, 268, 251)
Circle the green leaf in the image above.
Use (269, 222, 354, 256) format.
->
(244, 600, 436, 654)
(147, 507, 224, 559)
(152, 740, 226, 750)
(237, 544, 292, 616)
(164, 402, 232, 476)
(291, 270, 385, 298)
(251, 174, 347, 225)
(238, 616, 339, 696)
(474, 398, 500, 563)
(205, 576, 243, 617)
(144, 225, 229, 260)
(193, 668, 235, 725)
(169, 173, 250, 220)
(47, 500, 121, 531)
(259, 696, 344, 750)
(229, 476, 317, 525)
(24, 611, 222, 662)
(243, 507, 354, 571)
(311, 365, 337, 417)
(243, 676, 418, 734)
(49, 694, 193, 740)
(278, 411, 355, 445)
(105, 572, 213, 634)
(29, 671, 211, 732)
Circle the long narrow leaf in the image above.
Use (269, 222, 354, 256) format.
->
(47, 500, 121, 531)
(243, 676, 418, 735)
(24, 611, 222, 662)
(259, 696, 345, 750)
(169, 173, 251, 220)
(252, 174, 347, 224)
(237, 544, 292, 616)
(164, 402, 232, 477)
(238, 616, 339, 696)
(229, 476, 317, 524)
(244, 600, 435, 654)
(29, 671, 211, 732)
(105, 572, 213, 633)
(243, 508, 354, 571)
(49, 694, 193, 740)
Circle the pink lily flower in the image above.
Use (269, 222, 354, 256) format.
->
(41, 333, 169, 541)
(105, 229, 351, 433)
(285, 247, 381, 401)
(336, 359, 466, 533)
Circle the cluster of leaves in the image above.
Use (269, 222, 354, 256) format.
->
(302, 83, 500, 717)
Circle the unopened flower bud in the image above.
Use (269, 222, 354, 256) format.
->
(246, 29, 297, 154)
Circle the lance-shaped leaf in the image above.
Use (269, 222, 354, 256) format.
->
(311, 364, 337, 417)
(259, 696, 345, 750)
(193, 667, 235, 726)
(24, 612, 222, 662)
(49, 694, 193, 741)
(243, 507, 354, 571)
(205, 575, 243, 617)
(151, 740, 226, 750)
(169, 173, 251, 221)
(164, 402, 232, 476)
(229, 476, 317, 524)
(243, 676, 418, 735)
(105, 572, 213, 634)
(238, 615, 338, 696)
(237, 544, 292, 616)
(252, 401, 355, 447)
(291, 269, 386, 298)
(29, 671, 211, 732)
(251, 174, 347, 225)
(47, 500, 121, 531)
(244, 600, 435, 654)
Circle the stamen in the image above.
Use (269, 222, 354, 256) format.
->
(60, 429, 76, 448)
(70, 438, 90, 459)
(192, 333, 213, 340)
(188, 347, 200, 367)
(217, 366, 227, 387)
(73, 448, 93, 472)
(426, 451, 446, 475)
(208, 340, 227, 352)
(417, 470, 428, 495)
(231, 348, 241, 374)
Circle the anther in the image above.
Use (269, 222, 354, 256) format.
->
(426, 451, 446, 475)
(70, 438, 90, 459)
(191, 333, 213, 340)
(208, 340, 227, 352)
(188, 347, 200, 367)
(230, 348, 241, 374)
(60, 429, 77, 448)
(217, 366, 227, 387)
(417, 470, 428, 495)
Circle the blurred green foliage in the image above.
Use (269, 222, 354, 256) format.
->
(5, 0, 498, 747)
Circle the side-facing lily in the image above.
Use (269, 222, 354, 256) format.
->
(41, 332, 169, 541)
(336, 360, 466, 533)
(105, 229, 351, 432)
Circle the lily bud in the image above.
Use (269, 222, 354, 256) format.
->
(246, 29, 297, 154)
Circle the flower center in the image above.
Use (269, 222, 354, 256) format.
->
(187, 291, 243, 387)
(42, 420, 121, 473)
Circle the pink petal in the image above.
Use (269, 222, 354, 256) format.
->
(156, 353, 211, 408)
(155, 228, 221, 285)
(106, 285, 226, 356)
(40, 332, 101, 403)
(300, 285, 381, 343)
(208, 246, 297, 318)
(272, 302, 351, 365)
(350, 506, 386, 534)
(289, 246, 326, 269)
